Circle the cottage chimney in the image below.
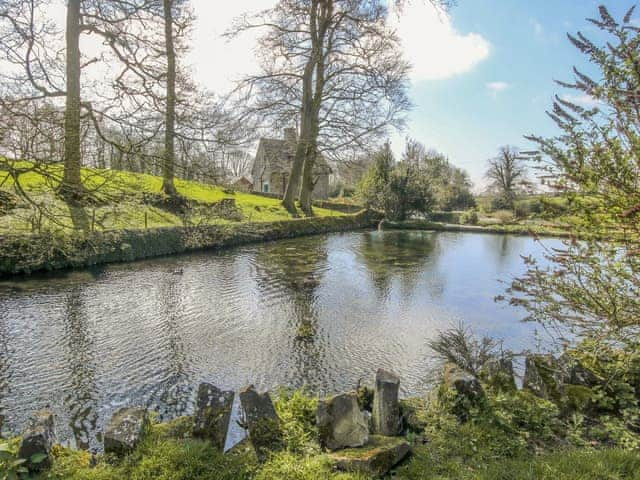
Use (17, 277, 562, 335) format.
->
(283, 128, 297, 145)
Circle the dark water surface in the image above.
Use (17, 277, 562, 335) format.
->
(0, 230, 559, 450)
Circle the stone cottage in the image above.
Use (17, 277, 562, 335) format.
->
(228, 176, 253, 192)
(251, 128, 331, 199)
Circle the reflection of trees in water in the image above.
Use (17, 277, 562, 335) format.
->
(252, 236, 329, 389)
(0, 304, 10, 433)
(151, 272, 191, 420)
(358, 231, 443, 300)
(61, 287, 99, 450)
(483, 234, 522, 269)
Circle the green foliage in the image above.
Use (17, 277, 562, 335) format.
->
(357, 144, 434, 221)
(459, 209, 479, 225)
(429, 324, 502, 376)
(0, 439, 28, 480)
(509, 6, 640, 345)
(272, 389, 319, 455)
(42, 419, 256, 480)
(420, 149, 476, 211)
(256, 452, 364, 480)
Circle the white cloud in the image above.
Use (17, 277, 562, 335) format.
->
(390, 3, 490, 82)
(187, 1, 492, 92)
(561, 94, 602, 107)
(486, 81, 509, 96)
(189, 0, 270, 94)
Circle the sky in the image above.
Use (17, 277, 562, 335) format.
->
(186, 0, 633, 189)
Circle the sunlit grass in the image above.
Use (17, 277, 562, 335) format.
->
(0, 162, 342, 234)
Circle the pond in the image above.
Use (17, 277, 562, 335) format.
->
(0, 230, 560, 451)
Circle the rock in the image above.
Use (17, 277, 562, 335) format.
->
(442, 363, 485, 421)
(372, 369, 402, 436)
(443, 363, 485, 402)
(330, 435, 411, 476)
(560, 354, 601, 387)
(523, 355, 566, 403)
(317, 392, 369, 451)
(480, 358, 517, 392)
(18, 410, 56, 471)
(193, 383, 234, 451)
(239, 385, 283, 460)
(104, 407, 149, 455)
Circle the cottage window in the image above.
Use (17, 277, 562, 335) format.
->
(263, 183, 269, 193)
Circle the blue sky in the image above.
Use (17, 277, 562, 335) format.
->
(190, 0, 633, 188)
(395, 0, 631, 187)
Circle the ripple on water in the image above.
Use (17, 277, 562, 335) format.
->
(0, 231, 556, 450)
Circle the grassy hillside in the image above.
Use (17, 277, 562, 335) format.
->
(0, 163, 342, 235)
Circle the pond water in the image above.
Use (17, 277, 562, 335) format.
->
(0, 230, 560, 451)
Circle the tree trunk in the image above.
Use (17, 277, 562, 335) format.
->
(62, 0, 83, 201)
(298, 132, 317, 215)
(162, 0, 178, 197)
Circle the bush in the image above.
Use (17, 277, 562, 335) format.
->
(490, 195, 514, 211)
(514, 198, 543, 219)
(460, 210, 479, 225)
(358, 145, 434, 221)
(493, 210, 515, 224)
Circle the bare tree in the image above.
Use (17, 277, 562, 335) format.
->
(0, 0, 156, 202)
(230, 0, 412, 215)
(485, 146, 528, 207)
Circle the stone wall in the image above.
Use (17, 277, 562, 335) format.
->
(0, 210, 381, 277)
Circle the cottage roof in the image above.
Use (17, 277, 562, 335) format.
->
(255, 137, 331, 175)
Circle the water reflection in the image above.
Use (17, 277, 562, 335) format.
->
(252, 236, 328, 390)
(61, 288, 99, 449)
(0, 231, 560, 449)
(359, 231, 443, 300)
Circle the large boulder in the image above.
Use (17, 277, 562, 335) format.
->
(193, 383, 234, 451)
(239, 385, 283, 460)
(523, 355, 566, 403)
(330, 435, 411, 476)
(372, 369, 402, 436)
(18, 410, 56, 471)
(317, 392, 369, 451)
(480, 358, 517, 392)
(442, 363, 486, 421)
(104, 407, 149, 455)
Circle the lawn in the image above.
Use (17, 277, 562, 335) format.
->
(0, 163, 343, 234)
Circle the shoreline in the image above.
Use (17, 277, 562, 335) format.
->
(384, 219, 573, 238)
(0, 210, 381, 277)
(0, 214, 577, 278)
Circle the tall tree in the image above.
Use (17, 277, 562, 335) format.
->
(0, 0, 154, 203)
(231, 0, 411, 215)
(62, 0, 82, 200)
(162, 0, 178, 196)
(485, 146, 527, 208)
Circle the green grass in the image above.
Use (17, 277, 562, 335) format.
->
(12, 387, 637, 480)
(0, 163, 343, 234)
(397, 447, 640, 479)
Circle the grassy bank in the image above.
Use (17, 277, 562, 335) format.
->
(385, 219, 574, 238)
(0, 210, 380, 276)
(0, 163, 382, 276)
(4, 385, 640, 480)
(0, 163, 343, 234)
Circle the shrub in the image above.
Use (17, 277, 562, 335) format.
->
(273, 388, 319, 455)
(514, 198, 543, 219)
(460, 210, 479, 225)
(493, 210, 515, 224)
(428, 324, 502, 376)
